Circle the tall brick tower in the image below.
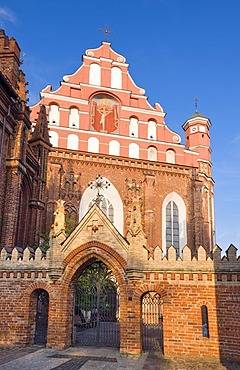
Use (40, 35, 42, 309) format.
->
(183, 111, 211, 161)
(0, 30, 50, 248)
(183, 111, 215, 253)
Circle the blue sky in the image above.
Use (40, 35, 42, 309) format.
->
(1, 0, 239, 253)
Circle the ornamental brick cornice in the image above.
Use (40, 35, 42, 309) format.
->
(49, 149, 193, 177)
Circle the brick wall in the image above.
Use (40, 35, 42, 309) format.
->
(47, 149, 201, 253)
(0, 243, 239, 360)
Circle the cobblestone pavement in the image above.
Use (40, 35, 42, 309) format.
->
(0, 346, 239, 370)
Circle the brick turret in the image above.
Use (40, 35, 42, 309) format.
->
(0, 29, 21, 89)
(182, 112, 211, 162)
(183, 112, 214, 254)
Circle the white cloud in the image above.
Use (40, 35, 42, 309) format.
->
(230, 133, 240, 144)
(0, 7, 16, 26)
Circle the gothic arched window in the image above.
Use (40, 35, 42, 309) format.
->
(166, 201, 179, 253)
(79, 177, 123, 234)
(162, 192, 187, 257)
(88, 196, 114, 223)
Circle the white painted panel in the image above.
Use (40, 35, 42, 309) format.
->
(129, 143, 139, 159)
(166, 149, 175, 164)
(148, 146, 157, 161)
(49, 131, 59, 147)
(89, 63, 101, 86)
(67, 134, 78, 150)
(109, 140, 120, 156)
(111, 66, 122, 89)
(88, 137, 99, 153)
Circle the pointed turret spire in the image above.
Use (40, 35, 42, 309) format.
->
(31, 105, 51, 145)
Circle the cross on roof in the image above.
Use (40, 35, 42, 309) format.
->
(99, 25, 114, 41)
(194, 97, 199, 112)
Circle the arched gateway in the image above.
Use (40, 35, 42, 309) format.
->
(34, 290, 49, 345)
(73, 260, 120, 347)
(49, 200, 168, 353)
(142, 291, 163, 351)
(29, 289, 49, 345)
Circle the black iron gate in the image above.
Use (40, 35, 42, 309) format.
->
(142, 292, 163, 351)
(73, 261, 120, 347)
(34, 290, 49, 345)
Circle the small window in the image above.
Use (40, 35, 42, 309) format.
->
(129, 117, 138, 138)
(69, 108, 79, 129)
(49, 104, 60, 126)
(201, 305, 209, 338)
(148, 120, 156, 140)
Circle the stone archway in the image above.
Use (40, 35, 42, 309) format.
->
(62, 242, 127, 350)
(73, 259, 120, 347)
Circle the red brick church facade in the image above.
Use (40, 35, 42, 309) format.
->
(0, 29, 239, 361)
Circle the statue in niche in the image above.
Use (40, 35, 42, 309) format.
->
(91, 96, 118, 133)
